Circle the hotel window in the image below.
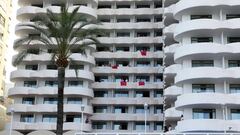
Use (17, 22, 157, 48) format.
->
(25, 65, 38, 70)
(116, 4, 130, 9)
(68, 81, 83, 87)
(67, 97, 82, 104)
(134, 122, 150, 131)
(115, 75, 129, 82)
(20, 114, 34, 123)
(136, 4, 150, 8)
(117, 32, 130, 37)
(136, 76, 150, 82)
(117, 18, 130, 22)
(94, 91, 108, 97)
(0, 14, 5, 26)
(154, 30, 162, 37)
(154, 122, 163, 131)
(95, 76, 108, 82)
(28, 34, 40, 38)
(24, 81, 37, 87)
(114, 91, 129, 97)
(155, 44, 163, 51)
(155, 2, 162, 8)
(136, 61, 151, 67)
(136, 18, 151, 22)
(154, 60, 162, 67)
(96, 61, 109, 66)
(22, 97, 35, 105)
(154, 106, 163, 114)
(193, 109, 216, 119)
(66, 115, 81, 123)
(229, 84, 240, 93)
(135, 91, 150, 97)
(100, 18, 111, 23)
(27, 49, 39, 54)
(46, 65, 57, 70)
(154, 75, 163, 82)
(114, 106, 128, 113)
(116, 46, 129, 52)
(92, 122, 107, 129)
(192, 84, 215, 93)
(192, 60, 214, 67)
(191, 15, 212, 20)
(98, 5, 111, 9)
(136, 46, 150, 51)
(69, 64, 84, 70)
(227, 37, 240, 43)
(154, 15, 162, 22)
(154, 90, 163, 97)
(116, 61, 129, 67)
(51, 3, 62, 6)
(93, 106, 108, 113)
(136, 32, 150, 37)
(73, 3, 87, 6)
(42, 114, 57, 123)
(191, 37, 213, 43)
(226, 14, 240, 19)
(45, 81, 58, 87)
(43, 97, 57, 104)
(31, 4, 43, 8)
(97, 46, 110, 51)
(231, 109, 240, 120)
(135, 106, 149, 114)
(113, 122, 128, 130)
(228, 60, 240, 67)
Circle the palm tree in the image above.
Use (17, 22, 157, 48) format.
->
(13, 5, 102, 135)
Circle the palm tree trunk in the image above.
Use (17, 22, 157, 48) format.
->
(56, 67, 65, 135)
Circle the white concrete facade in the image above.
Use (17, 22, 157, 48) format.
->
(10, 0, 164, 134)
(163, 0, 240, 133)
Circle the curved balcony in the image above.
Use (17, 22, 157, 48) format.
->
(13, 122, 92, 132)
(174, 0, 240, 20)
(8, 87, 94, 98)
(176, 119, 240, 132)
(8, 104, 93, 114)
(174, 43, 240, 63)
(163, 24, 176, 36)
(101, 22, 163, 30)
(92, 97, 163, 105)
(92, 67, 163, 74)
(93, 51, 163, 59)
(165, 107, 182, 120)
(12, 53, 95, 65)
(174, 19, 240, 41)
(175, 93, 240, 110)
(164, 43, 179, 57)
(98, 37, 162, 44)
(91, 113, 163, 121)
(17, 6, 97, 20)
(175, 67, 240, 84)
(164, 86, 182, 98)
(92, 82, 164, 89)
(97, 8, 163, 16)
(164, 64, 181, 76)
(10, 70, 94, 82)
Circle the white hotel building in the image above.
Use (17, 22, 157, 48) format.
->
(8, 0, 240, 134)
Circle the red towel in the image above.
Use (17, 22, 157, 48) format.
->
(139, 81, 145, 86)
(120, 81, 127, 86)
(112, 65, 118, 69)
(140, 50, 147, 56)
